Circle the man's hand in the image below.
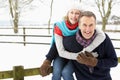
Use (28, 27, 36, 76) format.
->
(40, 59, 52, 77)
(77, 52, 98, 67)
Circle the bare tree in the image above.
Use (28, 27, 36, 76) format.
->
(48, 0, 53, 34)
(8, 0, 33, 33)
(95, 0, 120, 31)
(79, 0, 82, 3)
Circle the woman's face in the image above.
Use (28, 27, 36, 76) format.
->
(67, 9, 81, 24)
(79, 16, 96, 39)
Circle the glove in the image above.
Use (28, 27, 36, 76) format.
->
(77, 52, 98, 67)
(40, 59, 52, 77)
(84, 51, 96, 73)
(84, 51, 94, 57)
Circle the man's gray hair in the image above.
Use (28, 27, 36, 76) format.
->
(80, 11, 96, 20)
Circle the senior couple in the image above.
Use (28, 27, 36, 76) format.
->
(40, 4, 118, 80)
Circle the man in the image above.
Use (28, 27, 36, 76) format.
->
(62, 11, 118, 80)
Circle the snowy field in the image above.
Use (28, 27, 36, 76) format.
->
(0, 25, 120, 80)
(0, 43, 120, 80)
(0, 44, 120, 80)
(0, 43, 52, 80)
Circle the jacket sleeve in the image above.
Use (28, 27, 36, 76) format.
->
(45, 42, 58, 62)
(55, 33, 79, 60)
(96, 34, 118, 68)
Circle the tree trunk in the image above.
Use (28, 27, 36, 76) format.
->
(102, 18, 107, 31)
(48, 0, 53, 34)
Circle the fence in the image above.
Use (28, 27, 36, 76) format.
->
(0, 28, 120, 46)
(0, 27, 120, 80)
(0, 27, 52, 46)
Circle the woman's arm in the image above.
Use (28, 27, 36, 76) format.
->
(55, 33, 78, 60)
(55, 28, 105, 60)
(84, 28, 106, 52)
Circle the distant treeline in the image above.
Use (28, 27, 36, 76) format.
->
(97, 20, 120, 25)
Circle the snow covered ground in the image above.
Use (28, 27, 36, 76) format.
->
(0, 43, 120, 80)
(0, 25, 120, 80)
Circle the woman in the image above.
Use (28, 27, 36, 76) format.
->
(40, 4, 105, 80)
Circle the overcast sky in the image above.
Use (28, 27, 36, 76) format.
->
(0, 0, 120, 25)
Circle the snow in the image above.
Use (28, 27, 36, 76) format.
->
(0, 43, 120, 80)
(0, 44, 51, 80)
(0, 25, 120, 80)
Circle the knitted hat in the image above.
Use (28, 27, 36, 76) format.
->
(65, 3, 83, 13)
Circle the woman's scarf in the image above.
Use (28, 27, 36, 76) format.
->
(51, 21, 79, 45)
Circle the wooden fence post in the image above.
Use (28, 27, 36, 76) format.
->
(23, 27, 26, 46)
(13, 66, 24, 80)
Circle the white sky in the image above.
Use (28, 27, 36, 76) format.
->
(0, 0, 120, 25)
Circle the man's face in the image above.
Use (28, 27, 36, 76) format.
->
(79, 16, 96, 39)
